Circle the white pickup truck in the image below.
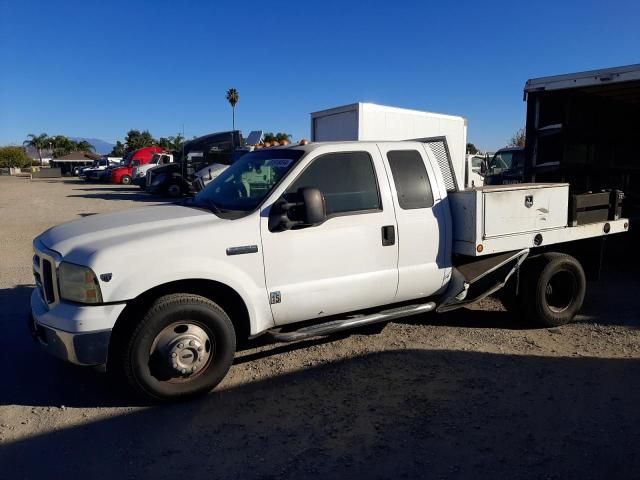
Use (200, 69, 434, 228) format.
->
(29, 140, 628, 400)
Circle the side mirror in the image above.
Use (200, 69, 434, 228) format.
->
(269, 187, 327, 231)
(480, 158, 488, 175)
(300, 187, 326, 225)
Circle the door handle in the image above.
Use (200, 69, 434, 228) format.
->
(381, 225, 395, 246)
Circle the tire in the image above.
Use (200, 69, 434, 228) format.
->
(120, 175, 132, 185)
(119, 294, 236, 400)
(519, 253, 586, 327)
(167, 183, 182, 198)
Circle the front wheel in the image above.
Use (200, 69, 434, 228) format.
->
(167, 183, 183, 198)
(118, 294, 236, 400)
(120, 175, 132, 185)
(519, 253, 586, 327)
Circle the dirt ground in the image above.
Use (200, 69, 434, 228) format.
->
(1, 176, 639, 480)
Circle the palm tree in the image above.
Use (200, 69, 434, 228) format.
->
(169, 134, 184, 151)
(23, 133, 49, 166)
(225, 88, 239, 131)
(50, 135, 76, 158)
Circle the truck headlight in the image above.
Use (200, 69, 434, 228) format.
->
(58, 262, 103, 304)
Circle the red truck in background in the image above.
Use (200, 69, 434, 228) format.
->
(111, 146, 163, 185)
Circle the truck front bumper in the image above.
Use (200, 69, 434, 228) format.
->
(29, 290, 126, 366)
(132, 176, 146, 187)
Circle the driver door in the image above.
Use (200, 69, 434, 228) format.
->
(260, 146, 399, 325)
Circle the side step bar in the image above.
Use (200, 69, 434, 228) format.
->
(268, 302, 436, 342)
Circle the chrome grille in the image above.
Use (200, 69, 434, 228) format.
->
(33, 242, 60, 307)
(42, 259, 55, 303)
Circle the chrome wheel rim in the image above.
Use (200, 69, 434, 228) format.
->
(149, 322, 214, 382)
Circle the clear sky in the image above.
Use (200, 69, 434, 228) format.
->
(1, 0, 638, 151)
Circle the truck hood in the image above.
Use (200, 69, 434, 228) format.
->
(38, 204, 216, 259)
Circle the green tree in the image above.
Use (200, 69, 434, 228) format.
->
(124, 130, 156, 151)
(275, 132, 291, 142)
(263, 132, 292, 144)
(50, 135, 77, 158)
(23, 133, 49, 165)
(466, 143, 480, 155)
(157, 137, 172, 150)
(225, 88, 239, 131)
(157, 134, 184, 151)
(109, 141, 126, 157)
(0, 146, 33, 168)
(508, 128, 526, 147)
(168, 134, 184, 151)
(75, 140, 95, 152)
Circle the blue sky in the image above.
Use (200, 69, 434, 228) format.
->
(1, 0, 638, 151)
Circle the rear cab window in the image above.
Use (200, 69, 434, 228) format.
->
(386, 150, 434, 209)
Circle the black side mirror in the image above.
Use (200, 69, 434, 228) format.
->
(300, 187, 326, 225)
(269, 187, 326, 231)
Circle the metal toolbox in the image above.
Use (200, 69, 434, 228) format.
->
(450, 183, 569, 252)
(569, 190, 624, 226)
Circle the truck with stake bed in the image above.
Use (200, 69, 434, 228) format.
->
(28, 105, 628, 400)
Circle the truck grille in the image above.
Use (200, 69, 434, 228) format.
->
(33, 244, 60, 307)
(41, 259, 55, 303)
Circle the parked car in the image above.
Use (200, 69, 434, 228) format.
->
(79, 158, 119, 180)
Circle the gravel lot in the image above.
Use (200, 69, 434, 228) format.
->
(1, 176, 639, 480)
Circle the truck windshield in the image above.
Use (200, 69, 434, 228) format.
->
(194, 149, 305, 212)
(488, 150, 524, 175)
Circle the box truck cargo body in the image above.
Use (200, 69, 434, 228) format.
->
(311, 103, 468, 191)
(522, 64, 640, 219)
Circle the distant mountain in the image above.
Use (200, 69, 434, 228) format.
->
(70, 137, 115, 155)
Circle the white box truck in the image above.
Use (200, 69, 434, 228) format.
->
(311, 103, 468, 190)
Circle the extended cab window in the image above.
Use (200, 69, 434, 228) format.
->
(387, 150, 434, 209)
(288, 152, 381, 215)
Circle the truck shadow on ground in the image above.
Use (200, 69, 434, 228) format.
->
(1, 349, 639, 480)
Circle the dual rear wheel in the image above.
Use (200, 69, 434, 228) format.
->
(512, 252, 587, 327)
